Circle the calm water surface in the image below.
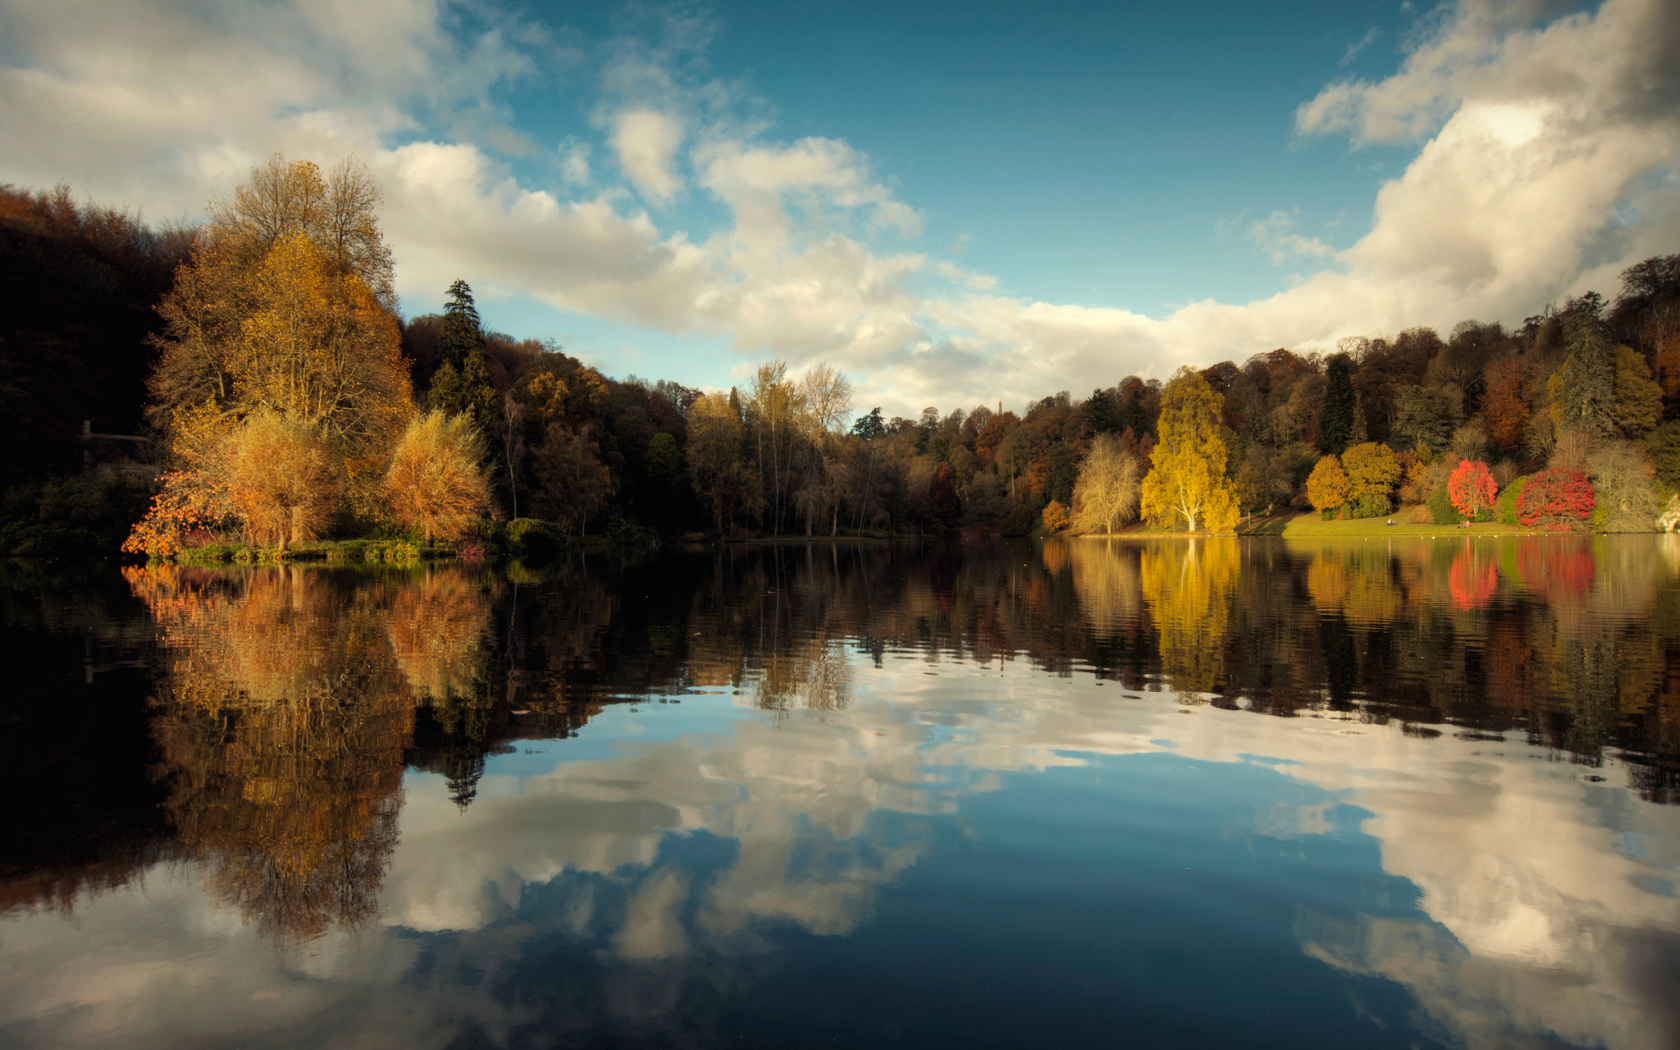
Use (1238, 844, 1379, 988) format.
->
(3, 536, 1679, 1049)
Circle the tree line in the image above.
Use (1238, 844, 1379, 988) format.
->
(2, 155, 1678, 551)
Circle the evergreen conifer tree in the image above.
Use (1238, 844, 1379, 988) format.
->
(437, 279, 484, 371)
(1317, 354, 1357, 456)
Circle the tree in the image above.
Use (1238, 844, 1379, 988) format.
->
(225, 411, 338, 550)
(1391, 385, 1458, 455)
(436, 280, 484, 371)
(1549, 310, 1617, 434)
(385, 411, 491, 542)
(1611, 345, 1662, 437)
(1317, 354, 1357, 455)
(1071, 433, 1140, 533)
(1482, 355, 1531, 453)
(1306, 455, 1351, 513)
(1516, 469, 1594, 530)
(1041, 499, 1069, 532)
(1342, 442, 1400, 500)
(147, 156, 412, 522)
(205, 153, 395, 309)
(531, 423, 614, 537)
(1587, 441, 1659, 533)
(1447, 460, 1497, 521)
(1139, 367, 1239, 532)
(928, 462, 960, 534)
(1647, 421, 1680, 486)
(687, 392, 759, 533)
(851, 407, 885, 440)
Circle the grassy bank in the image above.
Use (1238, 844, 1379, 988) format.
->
(1259, 513, 1532, 538)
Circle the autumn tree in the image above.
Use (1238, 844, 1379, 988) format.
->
(1071, 433, 1140, 533)
(1482, 355, 1532, 453)
(385, 411, 491, 542)
(1611, 345, 1663, 437)
(146, 156, 412, 526)
(1341, 441, 1401, 516)
(1139, 367, 1239, 532)
(227, 411, 338, 550)
(1041, 499, 1070, 532)
(204, 153, 395, 309)
(1447, 460, 1497, 521)
(1306, 455, 1351, 513)
(687, 392, 758, 533)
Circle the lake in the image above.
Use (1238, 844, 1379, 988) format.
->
(3, 536, 1679, 1049)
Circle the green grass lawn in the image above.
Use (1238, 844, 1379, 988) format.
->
(1264, 512, 1529, 538)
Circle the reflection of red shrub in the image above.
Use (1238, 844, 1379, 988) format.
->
(1516, 469, 1594, 529)
(1448, 553, 1498, 609)
(1516, 542, 1596, 599)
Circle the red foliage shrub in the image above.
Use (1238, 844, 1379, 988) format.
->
(1515, 469, 1594, 529)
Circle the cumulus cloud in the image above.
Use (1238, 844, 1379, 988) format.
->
(609, 109, 685, 204)
(0, 0, 1675, 415)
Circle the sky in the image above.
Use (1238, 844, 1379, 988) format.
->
(2, 0, 1677, 418)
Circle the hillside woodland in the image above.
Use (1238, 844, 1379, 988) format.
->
(3, 157, 1679, 555)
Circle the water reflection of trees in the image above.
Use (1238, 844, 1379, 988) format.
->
(11, 536, 1680, 932)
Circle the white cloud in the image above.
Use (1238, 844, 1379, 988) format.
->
(558, 137, 591, 185)
(609, 108, 685, 204)
(1249, 209, 1336, 264)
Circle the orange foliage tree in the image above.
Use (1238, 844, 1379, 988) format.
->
(385, 411, 491, 542)
(1306, 455, 1351, 513)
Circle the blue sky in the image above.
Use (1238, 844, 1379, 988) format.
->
(2, 0, 1672, 415)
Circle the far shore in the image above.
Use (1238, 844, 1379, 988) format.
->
(1057, 511, 1659, 540)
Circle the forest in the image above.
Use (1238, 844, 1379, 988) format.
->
(3, 153, 1679, 557)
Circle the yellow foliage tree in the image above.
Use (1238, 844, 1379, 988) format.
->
(385, 411, 491, 542)
(1340, 442, 1401, 502)
(1306, 455, 1351, 512)
(1042, 499, 1070, 532)
(227, 411, 338, 551)
(1139, 367, 1239, 532)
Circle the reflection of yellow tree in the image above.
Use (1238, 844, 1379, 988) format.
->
(1301, 546, 1407, 628)
(126, 564, 416, 951)
(386, 567, 492, 701)
(1067, 540, 1141, 631)
(1141, 538, 1240, 696)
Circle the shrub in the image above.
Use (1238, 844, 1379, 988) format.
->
(1426, 485, 1460, 525)
(1516, 469, 1594, 530)
(1001, 503, 1037, 537)
(1497, 477, 1527, 525)
(1042, 499, 1070, 532)
(506, 518, 566, 558)
(1348, 492, 1391, 519)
